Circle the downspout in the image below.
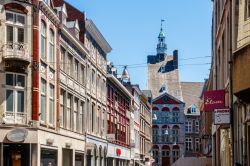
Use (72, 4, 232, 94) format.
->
(229, 0, 235, 165)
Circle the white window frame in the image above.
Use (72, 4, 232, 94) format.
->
(185, 137, 192, 151)
(48, 29, 55, 65)
(185, 121, 192, 133)
(48, 84, 55, 126)
(5, 11, 26, 50)
(5, 73, 26, 124)
(40, 21, 46, 59)
(40, 79, 47, 123)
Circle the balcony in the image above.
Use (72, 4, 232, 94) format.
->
(3, 112, 27, 125)
(2, 42, 31, 66)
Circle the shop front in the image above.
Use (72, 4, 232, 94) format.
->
(107, 143, 131, 166)
(85, 136, 107, 166)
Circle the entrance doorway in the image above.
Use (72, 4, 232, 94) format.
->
(162, 157, 170, 166)
(3, 144, 30, 166)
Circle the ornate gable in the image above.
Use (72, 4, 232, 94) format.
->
(153, 93, 183, 105)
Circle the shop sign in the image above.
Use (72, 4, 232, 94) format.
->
(116, 148, 121, 156)
(204, 90, 225, 112)
(107, 134, 115, 141)
(214, 108, 230, 125)
(6, 128, 28, 142)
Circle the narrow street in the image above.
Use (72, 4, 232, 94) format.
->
(0, 0, 248, 166)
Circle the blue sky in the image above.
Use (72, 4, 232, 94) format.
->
(68, 0, 212, 89)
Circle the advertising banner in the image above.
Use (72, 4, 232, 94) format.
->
(204, 90, 225, 112)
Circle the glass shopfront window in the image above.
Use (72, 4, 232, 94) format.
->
(41, 148, 57, 166)
(75, 153, 84, 166)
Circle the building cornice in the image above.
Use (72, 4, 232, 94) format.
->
(107, 74, 133, 99)
(86, 19, 112, 54)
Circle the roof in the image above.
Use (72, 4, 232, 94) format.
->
(181, 82, 204, 114)
(152, 92, 185, 105)
(142, 90, 152, 99)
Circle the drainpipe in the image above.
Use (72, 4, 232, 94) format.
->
(229, 0, 235, 165)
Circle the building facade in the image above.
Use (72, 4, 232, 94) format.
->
(0, 0, 111, 166)
(106, 65, 132, 166)
(181, 82, 204, 157)
(139, 92, 152, 165)
(211, 0, 232, 165)
(151, 92, 185, 166)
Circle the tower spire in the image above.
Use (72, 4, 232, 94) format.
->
(157, 19, 167, 54)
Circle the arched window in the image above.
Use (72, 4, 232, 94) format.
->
(40, 21, 46, 59)
(162, 145, 170, 157)
(172, 125, 180, 143)
(172, 107, 180, 123)
(152, 145, 159, 163)
(161, 107, 169, 123)
(152, 125, 159, 143)
(161, 125, 169, 143)
(49, 29, 54, 64)
(172, 145, 180, 163)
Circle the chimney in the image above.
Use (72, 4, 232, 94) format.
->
(173, 50, 178, 69)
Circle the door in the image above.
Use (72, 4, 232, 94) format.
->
(162, 157, 170, 166)
(11, 150, 21, 166)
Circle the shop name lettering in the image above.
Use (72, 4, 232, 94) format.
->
(205, 98, 223, 105)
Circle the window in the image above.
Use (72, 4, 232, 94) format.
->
(49, 30, 54, 65)
(74, 60, 79, 80)
(80, 65, 85, 85)
(92, 69, 95, 86)
(40, 79, 46, 122)
(195, 138, 200, 151)
(79, 101, 85, 133)
(91, 103, 95, 133)
(60, 89, 65, 127)
(185, 121, 192, 133)
(67, 94, 72, 129)
(67, 54, 73, 75)
(172, 149, 180, 163)
(60, 48, 66, 71)
(195, 120, 199, 133)
(246, 0, 250, 18)
(172, 112, 179, 123)
(161, 112, 169, 123)
(5, 74, 25, 118)
(172, 128, 179, 143)
(49, 84, 54, 125)
(5, 12, 26, 50)
(185, 137, 192, 151)
(161, 130, 169, 143)
(74, 98, 78, 132)
(40, 21, 46, 59)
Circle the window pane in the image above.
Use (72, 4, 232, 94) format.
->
(49, 44, 54, 63)
(6, 90, 13, 112)
(7, 26, 13, 43)
(17, 75, 25, 87)
(49, 99, 54, 124)
(17, 15, 25, 24)
(6, 13, 14, 22)
(41, 79, 46, 93)
(6, 74, 14, 86)
(41, 95, 46, 121)
(41, 37, 46, 58)
(17, 91, 24, 112)
(17, 28, 24, 43)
